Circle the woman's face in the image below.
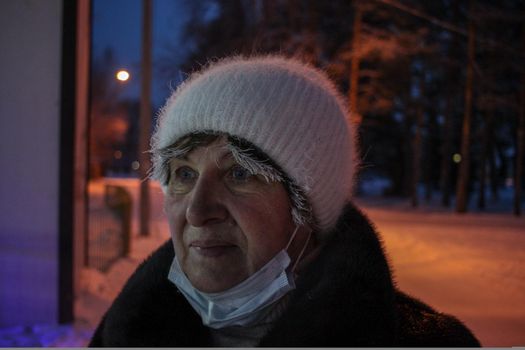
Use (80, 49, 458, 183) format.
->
(164, 137, 296, 292)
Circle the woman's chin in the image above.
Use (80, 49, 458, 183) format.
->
(185, 260, 248, 293)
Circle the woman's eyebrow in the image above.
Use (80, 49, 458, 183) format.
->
(214, 151, 237, 168)
(169, 154, 191, 168)
(172, 153, 188, 161)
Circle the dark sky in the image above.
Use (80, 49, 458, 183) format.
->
(92, 0, 191, 107)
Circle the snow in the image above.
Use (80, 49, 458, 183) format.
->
(0, 324, 93, 347)
(355, 196, 525, 347)
(1, 178, 524, 346)
(76, 178, 171, 329)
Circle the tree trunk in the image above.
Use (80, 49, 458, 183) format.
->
(488, 138, 499, 201)
(441, 1, 461, 208)
(440, 93, 453, 207)
(456, 1, 476, 213)
(139, 0, 152, 236)
(403, 113, 413, 198)
(425, 112, 437, 202)
(515, 27, 525, 216)
(349, 0, 362, 126)
(411, 76, 424, 207)
(261, 0, 275, 27)
(478, 114, 492, 209)
(516, 102, 524, 216)
(287, 0, 299, 31)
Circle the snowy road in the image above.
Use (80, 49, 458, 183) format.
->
(357, 198, 525, 347)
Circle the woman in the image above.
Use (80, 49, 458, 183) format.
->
(89, 56, 480, 347)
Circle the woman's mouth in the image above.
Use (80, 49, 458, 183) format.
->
(190, 240, 237, 257)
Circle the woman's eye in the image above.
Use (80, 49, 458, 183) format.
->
(168, 166, 197, 194)
(230, 166, 252, 182)
(174, 166, 197, 183)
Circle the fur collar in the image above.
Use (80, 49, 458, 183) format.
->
(89, 203, 479, 347)
(259, 202, 397, 346)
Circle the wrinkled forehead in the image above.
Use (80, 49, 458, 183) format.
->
(170, 136, 235, 165)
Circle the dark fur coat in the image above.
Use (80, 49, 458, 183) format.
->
(89, 203, 480, 347)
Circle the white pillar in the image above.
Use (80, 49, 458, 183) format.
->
(0, 0, 63, 327)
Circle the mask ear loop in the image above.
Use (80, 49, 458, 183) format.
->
(285, 226, 313, 273)
(285, 225, 300, 251)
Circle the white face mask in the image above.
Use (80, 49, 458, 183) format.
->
(167, 226, 312, 329)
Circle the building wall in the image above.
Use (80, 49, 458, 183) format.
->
(0, 0, 63, 326)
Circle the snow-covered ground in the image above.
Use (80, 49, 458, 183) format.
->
(355, 196, 525, 347)
(1, 178, 523, 346)
(76, 178, 171, 330)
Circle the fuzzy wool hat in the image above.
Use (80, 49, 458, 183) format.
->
(151, 55, 357, 234)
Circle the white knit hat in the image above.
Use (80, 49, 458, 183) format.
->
(151, 55, 357, 234)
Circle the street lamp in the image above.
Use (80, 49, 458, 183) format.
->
(116, 70, 130, 82)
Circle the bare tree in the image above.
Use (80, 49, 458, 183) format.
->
(411, 71, 424, 207)
(515, 25, 525, 216)
(456, 0, 476, 213)
(139, 0, 152, 236)
(349, 0, 363, 125)
(440, 93, 454, 207)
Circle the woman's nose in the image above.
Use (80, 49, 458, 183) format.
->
(185, 178, 228, 227)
